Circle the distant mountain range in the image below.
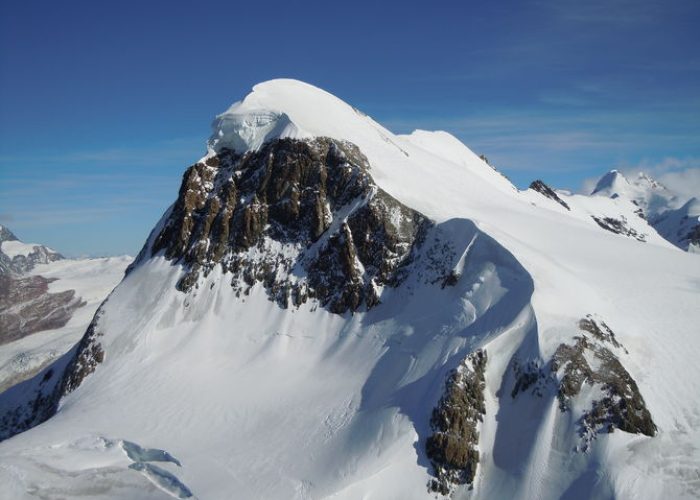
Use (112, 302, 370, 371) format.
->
(0, 225, 130, 394)
(589, 169, 699, 252)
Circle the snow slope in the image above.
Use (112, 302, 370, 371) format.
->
(1, 80, 699, 500)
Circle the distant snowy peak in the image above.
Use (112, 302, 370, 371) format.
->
(634, 171, 667, 191)
(591, 170, 677, 213)
(589, 170, 698, 252)
(592, 169, 630, 197)
(0, 227, 63, 275)
(0, 225, 18, 243)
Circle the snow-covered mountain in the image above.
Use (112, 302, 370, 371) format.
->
(589, 170, 700, 252)
(1, 80, 699, 500)
(0, 225, 63, 275)
(0, 227, 131, 394)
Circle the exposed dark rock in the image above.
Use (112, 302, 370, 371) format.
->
(578, 315, 625, 351)
(440, 270, 460, 288)
(510, 358, 548, 398)
(60, 314, 105, 394)
(550, 319, 655, 447)
(631, 200, 647, 220)
(591, 215, 646, 242)
(579, 349, 657, 440)
(426, 349, 487, 495)
(551, 336, 596, 411)
(510, 317, 655, 451)
(149, 137, 431, 313)
(0, 274, 85, 345)
(478, 154, 491, 167)
(529, 180, 570, 210)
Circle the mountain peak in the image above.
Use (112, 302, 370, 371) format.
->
(0, 227, 63, 274)
(0, 225, 18, 243)
(591, 169, 629, 195)
(633, 171, 666, 191)
(208, 79, 380, 155)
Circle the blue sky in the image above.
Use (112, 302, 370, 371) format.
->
(1, 0, 698, 256)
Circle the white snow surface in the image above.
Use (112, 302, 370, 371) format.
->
(1, 80, 699, 500)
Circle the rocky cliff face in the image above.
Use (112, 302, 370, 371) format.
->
(147, 137, 431, 313)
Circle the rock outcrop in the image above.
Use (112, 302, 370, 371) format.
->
(148, 137, 430, 313)
(426, 350, 487, 495)
(529, 180, 570, 210)
(591, 215, 647, 242)
(510, 316, 655, 451)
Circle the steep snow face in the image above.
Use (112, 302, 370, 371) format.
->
(1, 80, 699, 500)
